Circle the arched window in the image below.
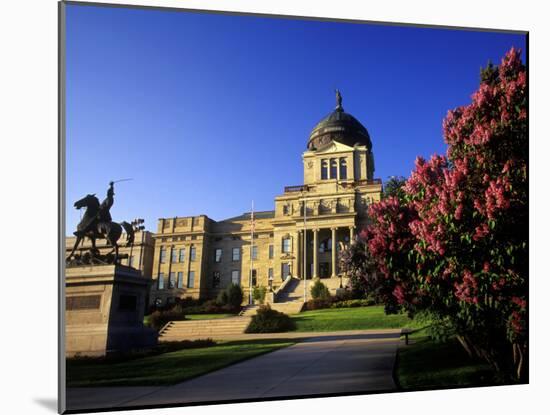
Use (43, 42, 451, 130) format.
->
(330, 158, 338, 179)
(321, 159, 328, 180)
(339, 158, 347, 179)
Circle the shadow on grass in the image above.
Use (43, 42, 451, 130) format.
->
(396, 333, 505, 390)
(66, 338, 297, 388)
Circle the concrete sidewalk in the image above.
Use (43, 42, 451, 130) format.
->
(66, 330, 402, 412)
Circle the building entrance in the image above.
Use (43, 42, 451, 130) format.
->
(319, 262, 330, 278)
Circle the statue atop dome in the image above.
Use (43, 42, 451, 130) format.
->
(335, 89, 343, 110)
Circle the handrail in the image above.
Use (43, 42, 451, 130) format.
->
(274, 275, 293, 302)
(158, 321, 173, 336)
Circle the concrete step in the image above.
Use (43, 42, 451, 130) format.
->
(159, 316, 252, 341)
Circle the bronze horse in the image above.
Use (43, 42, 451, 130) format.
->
(66, 193, 134, 263)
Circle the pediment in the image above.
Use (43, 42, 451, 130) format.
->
(315, 140, 354, 154)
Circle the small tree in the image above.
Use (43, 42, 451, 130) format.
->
(216, 283, 244, 309)
(383, 176, 407, 200)
(252, 286, 267, 304)
(226, 283, 244, 309)
(310, 279, 331, 300)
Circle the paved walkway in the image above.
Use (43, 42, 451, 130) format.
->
(66, 330, 402, 412)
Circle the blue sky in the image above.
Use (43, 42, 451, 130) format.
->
(65, 4, 526, 233)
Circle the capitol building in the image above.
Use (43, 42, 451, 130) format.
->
(66, 94, 383, 307)
(148, 93, 382, 306)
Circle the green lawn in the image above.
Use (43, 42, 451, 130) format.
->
(291, 305, 415, 332)
(66, 339, 294, 387)
(396, 330, 499, 390)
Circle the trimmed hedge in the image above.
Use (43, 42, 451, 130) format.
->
(304, 298, 377, 311)
(330, 298, 376, 308)
(245, 305, 296, 333)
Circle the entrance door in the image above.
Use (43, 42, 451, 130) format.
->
(319, 262, 330, 278)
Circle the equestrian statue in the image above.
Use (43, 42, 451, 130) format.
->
(66, 181, 135, 265)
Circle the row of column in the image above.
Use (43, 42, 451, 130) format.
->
(298, 226, 355, 279)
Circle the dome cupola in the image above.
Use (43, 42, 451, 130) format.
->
(307, 90, 372, 151)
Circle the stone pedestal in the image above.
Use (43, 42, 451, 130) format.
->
(65, 264, 157, 357)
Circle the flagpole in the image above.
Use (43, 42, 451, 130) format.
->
(249, 200, 254, 305)
(303, 194, 307, 302)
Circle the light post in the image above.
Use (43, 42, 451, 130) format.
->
(249, 201, 254, 306)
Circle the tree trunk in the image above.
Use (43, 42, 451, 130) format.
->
(456, 335, 474, 358)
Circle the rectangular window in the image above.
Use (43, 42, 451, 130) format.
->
(169, 272, 176, 288)
(231, 270, 240, 285)
(190, 246, 196, 261)
(251, 245, 258, 260)
(232, 247, 240, 261)
(213, 271, 221, 288)
(159, 247, 166, 264)
(158, 272, 165, 289)
(330, 158, 338, 179)
(268, 245, 274, 259)
(177, 271, 183, 288)
(321, 159, 328, 180)
(339, 158, 348, 180)
(268, 268, 273, 280)
(282, 238, 291, 253)
(128, 255, 134, 268)
(251, 269, 257, 286)
(214, 248, 222, 263)
(171, 247, 178, 263)
(179, 248, 185, 262)
(187, 271, 195, 288)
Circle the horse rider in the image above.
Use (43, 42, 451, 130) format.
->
(98, 181, 115, 224)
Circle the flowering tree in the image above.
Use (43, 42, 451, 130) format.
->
(344, 48, 527, 380)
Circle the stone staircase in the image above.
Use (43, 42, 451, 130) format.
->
(236, 277, 307, 317)
(277, 277, 305, 302)
(159, 277, 347, 341)
(158, 316, 251, 342)
(239, 300, 304, 317)
(274, 276, 350, 301)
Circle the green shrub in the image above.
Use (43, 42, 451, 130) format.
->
(216, 290, 229, 306)
(252, 286, 267, 304)
(226, 283, 244, 308)
(216, 283, 243, 309)
(245, 304, 296, 333)
(310, 279, 331, 300)
(149, 304, 186, 330)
